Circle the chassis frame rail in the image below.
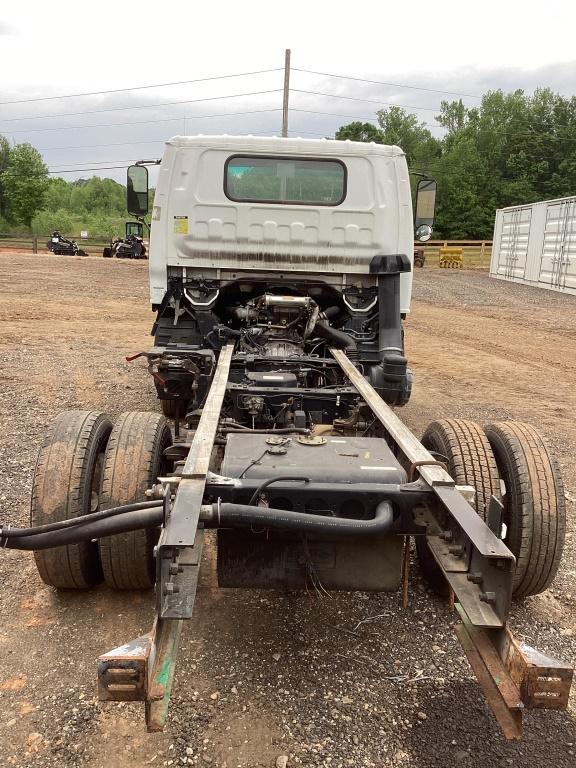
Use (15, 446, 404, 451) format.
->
(97, 344, 574, 736)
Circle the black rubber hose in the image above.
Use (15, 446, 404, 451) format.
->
(3, 502, 394, 551)
(0, 500, 162, 539)
(248, 476, 310, 505)
(213, 501, 394, 537)
(323, 305, 342, 320)
(314, 320, 357, 353)
(2, 506, 163, 550)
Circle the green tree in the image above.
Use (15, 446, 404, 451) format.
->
(432, 88, 576, 236)
(376, 106, 441, 167)
(2, 143, 48, 226)
(433, 135, 498, 238)
(44, 177, 72, 211)
(335, 122, 384, 143)
(436, 99, 469, 135)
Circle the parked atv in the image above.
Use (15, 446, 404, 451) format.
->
(103, 221, 147, 259)
(46, 231, 88, 256)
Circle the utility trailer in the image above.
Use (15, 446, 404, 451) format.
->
(2, 137, 571, 740)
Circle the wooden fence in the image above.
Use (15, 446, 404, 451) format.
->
(418, 240, 492, 268)
(0, 234, 110, 257)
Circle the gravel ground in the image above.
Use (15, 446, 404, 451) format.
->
(0, 254, 574, 768)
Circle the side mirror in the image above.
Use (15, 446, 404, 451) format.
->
(414, 178, 436, 242)
(127, 165, 149, 217)
(126, 221, 144, 238)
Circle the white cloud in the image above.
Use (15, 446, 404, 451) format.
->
(1, 1, 575, 181)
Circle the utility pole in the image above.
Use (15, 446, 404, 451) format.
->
(281, 49, 291, 137)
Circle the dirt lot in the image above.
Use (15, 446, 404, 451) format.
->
(0, 253, 575, 768)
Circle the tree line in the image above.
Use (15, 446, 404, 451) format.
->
(1, 87, 575, 239)
(335, 87, 576, 238)
(0, 136, 130, 238)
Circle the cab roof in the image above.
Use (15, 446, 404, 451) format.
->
(166, 134, 405, 158)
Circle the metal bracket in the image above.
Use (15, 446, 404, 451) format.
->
(455, 603, 573, 739)
(98, 617, 183, 732)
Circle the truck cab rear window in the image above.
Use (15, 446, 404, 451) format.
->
(225, 156, 346, 205)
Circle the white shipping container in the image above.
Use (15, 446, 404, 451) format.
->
(491, 196, 576, 295)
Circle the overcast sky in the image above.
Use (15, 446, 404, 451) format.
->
(1, 0, 575, 183)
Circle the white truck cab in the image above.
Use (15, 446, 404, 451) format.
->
(146, 135, 418, 311)
(127, 135, 435, 408)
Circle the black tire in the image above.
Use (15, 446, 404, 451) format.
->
(98, 411, 172, 589)
(414, 258, 424, 268)
(31, 410, 113, 589)
(416, 419, 501, 594)
(484, 422, 566, 598)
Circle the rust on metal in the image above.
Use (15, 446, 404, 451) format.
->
(498, 632, 573, 710)
(454, 603, 574, 739)
(98, 616, 183, 732)
(97, 632, 152, 702)
(408, 459, 447, 483)
(145, 618, 183, 732)
(401, 536, 410, 608)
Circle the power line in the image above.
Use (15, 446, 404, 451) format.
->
(40, 129, 288, 155)
(0, 89, 283, 124)
(291, 108, 378, 120)
(293, 68, 482, 100)
(47, 158, 139, 167)
(21, 122, 576, 162)
(47, 165, 130, 174)
(290, 89, 441, 111)
(4, 108, 283, 135)
(287, 130, 332, 138)
(39, 140, 167, 152)
(0, 69, 283, 106)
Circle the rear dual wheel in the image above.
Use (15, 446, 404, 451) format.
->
(31, 410, 113, 589)
(416, 418, 566, 599)
(30, 410, 172, 591)
(484, 422, 565, 599)
(415, 419, 500, 596)
(98, 411, 172, 589)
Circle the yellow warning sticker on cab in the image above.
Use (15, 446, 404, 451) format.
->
(173, 215, 188, 234)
